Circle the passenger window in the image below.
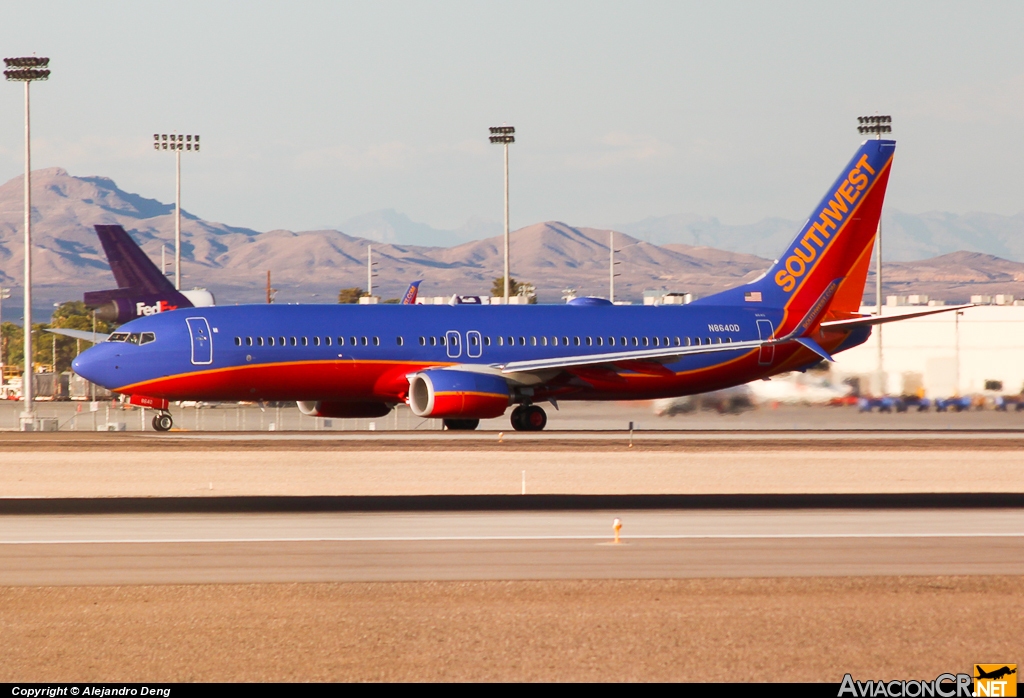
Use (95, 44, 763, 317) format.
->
(497, 336, 504, 346)
(562, 337, 569, 346)
(727, 338, 733, 343)
(258, 337, 265, 346)
(552, 337, 559, 346)
(574, 337, 581, 346)
(508, 336, 514, 346)
(290, 337, 297, 346)
(326, 337, 332, 346)
(541, 337, 547, 346)
(419, 336, 426, 346)
(313, 337, 320, 346)
(234, 337, 241, 346)
(531, 337, 537, 346)
(396, 336, 403, 346)
(471, 335, 479, 346)
(337, 337, 345, 346)
(663, 337, 670, 346)
(430, 337, 437, 346)
(350, 336, 356, 346)
(519, 337, 526, 346)
(716, 337, 723, 344)
(632, 337, 638, 346)
(597, 337, 603, 346)
(695, 337, 701, 346)
(642, 337, 649, 347)
(674, 337, 680, 346)
(706, 337, 711, 345)
(609, 337, 615, 346)
(586, 337, 593, 346)
(373, 337, 380, 346)
(361, 336, 368, 346)
(302, 337, 308, 346)
(440, 336, 446, 346)
(621, 337, 627, 346)
(484, 337, 491, 346)
(268, 337, 275, 346)
(279, 337, 286, 346)
(246, 337, 253, 346)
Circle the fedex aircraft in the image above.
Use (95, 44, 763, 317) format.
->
(72, 139, 966, 432)
(86, 224, 214, 324)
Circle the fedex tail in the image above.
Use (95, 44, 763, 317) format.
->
(84, 225, 213, 324)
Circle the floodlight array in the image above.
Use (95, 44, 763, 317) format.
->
(857, 115, 892, 135)
(489, 125, 515, 144)
(154, 133, 200, 151)
(3, 57, 50, 82)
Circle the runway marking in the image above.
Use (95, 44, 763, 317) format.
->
(2, 532, 1023, 545)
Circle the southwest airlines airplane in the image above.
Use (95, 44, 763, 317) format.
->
(72, 139, 964, 432)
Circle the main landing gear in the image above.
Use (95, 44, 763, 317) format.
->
(511, 404, 547, 432)
(152, 412, 173, 432)
(443, 418, 480, 431)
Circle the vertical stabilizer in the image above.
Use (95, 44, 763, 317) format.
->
(697, 139, 895, 334)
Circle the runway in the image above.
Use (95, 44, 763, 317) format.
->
(3, 508, 1022, 584)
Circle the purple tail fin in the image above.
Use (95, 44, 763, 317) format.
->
(94, 225, 177, 293)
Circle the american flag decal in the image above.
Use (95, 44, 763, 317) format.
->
(744, 291, 762, 302)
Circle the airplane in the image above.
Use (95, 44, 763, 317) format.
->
(48, 224, 216, 344)
(72, 138, 971, 432)
(85, 224, 214, 323)
(975, 666, 1016, 681)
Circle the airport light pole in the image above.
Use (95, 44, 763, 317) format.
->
(0, 285, 10, 377)
(154, 133, 200, 290)
(5, 56, 50, 428)
(858, 114, 892, 388)
(489, 126, 515, 303)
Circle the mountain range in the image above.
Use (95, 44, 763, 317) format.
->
(2, 168, 1024, 318)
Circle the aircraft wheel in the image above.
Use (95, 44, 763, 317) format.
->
(510, 405, 527, 431)
(522, 405, 547, 431)
(152, 413, 173, 432)
(443, 418, 480, 431)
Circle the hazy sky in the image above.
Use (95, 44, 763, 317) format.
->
(1, 1, 1022, 233)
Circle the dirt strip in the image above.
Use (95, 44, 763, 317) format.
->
(1, 577, 1020, 682)
(3, 447, 1023, 497)
(4, 431, 1024, 451)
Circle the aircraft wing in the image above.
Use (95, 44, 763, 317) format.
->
(45, 328, 110, 343)
(820, 304, 973, 331)
(499, 339, 763, 374)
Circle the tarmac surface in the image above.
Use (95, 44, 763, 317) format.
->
(2, 422, 1020, 681)
(2, 509, 1022, 585)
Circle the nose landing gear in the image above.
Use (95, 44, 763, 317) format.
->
(152, 412, 173, 432)
(511, 404, 547, 431)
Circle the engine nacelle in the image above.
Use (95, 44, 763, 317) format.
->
(296, 401, 394, 418)
(408, 369, 510, 419)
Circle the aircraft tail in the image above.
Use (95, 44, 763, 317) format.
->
(697, 139, 895, 336)
(401, 280, 422, 305)
(84, 225, 193, 313)
(94, 225, 178, 294)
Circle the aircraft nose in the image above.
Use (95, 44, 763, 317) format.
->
(72, 344, 120, 390)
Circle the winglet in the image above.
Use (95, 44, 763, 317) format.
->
(401, 280, 422, 305)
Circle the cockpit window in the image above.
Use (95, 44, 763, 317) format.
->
(108, 332, 155, 345)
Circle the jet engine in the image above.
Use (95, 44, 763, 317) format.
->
(296, 401, 394, 418)
(408, 369, 510, 419)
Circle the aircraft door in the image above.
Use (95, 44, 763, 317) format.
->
(445, 330, 462, 359)
(756, 319, 774, 366)
(186, 317, 213, 365)
(466, 330, 482, 358)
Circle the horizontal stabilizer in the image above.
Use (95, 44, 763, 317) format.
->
(820, 304, 973, 331)
(45, 328, 109, 343)
(794, 337, 834, 362)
